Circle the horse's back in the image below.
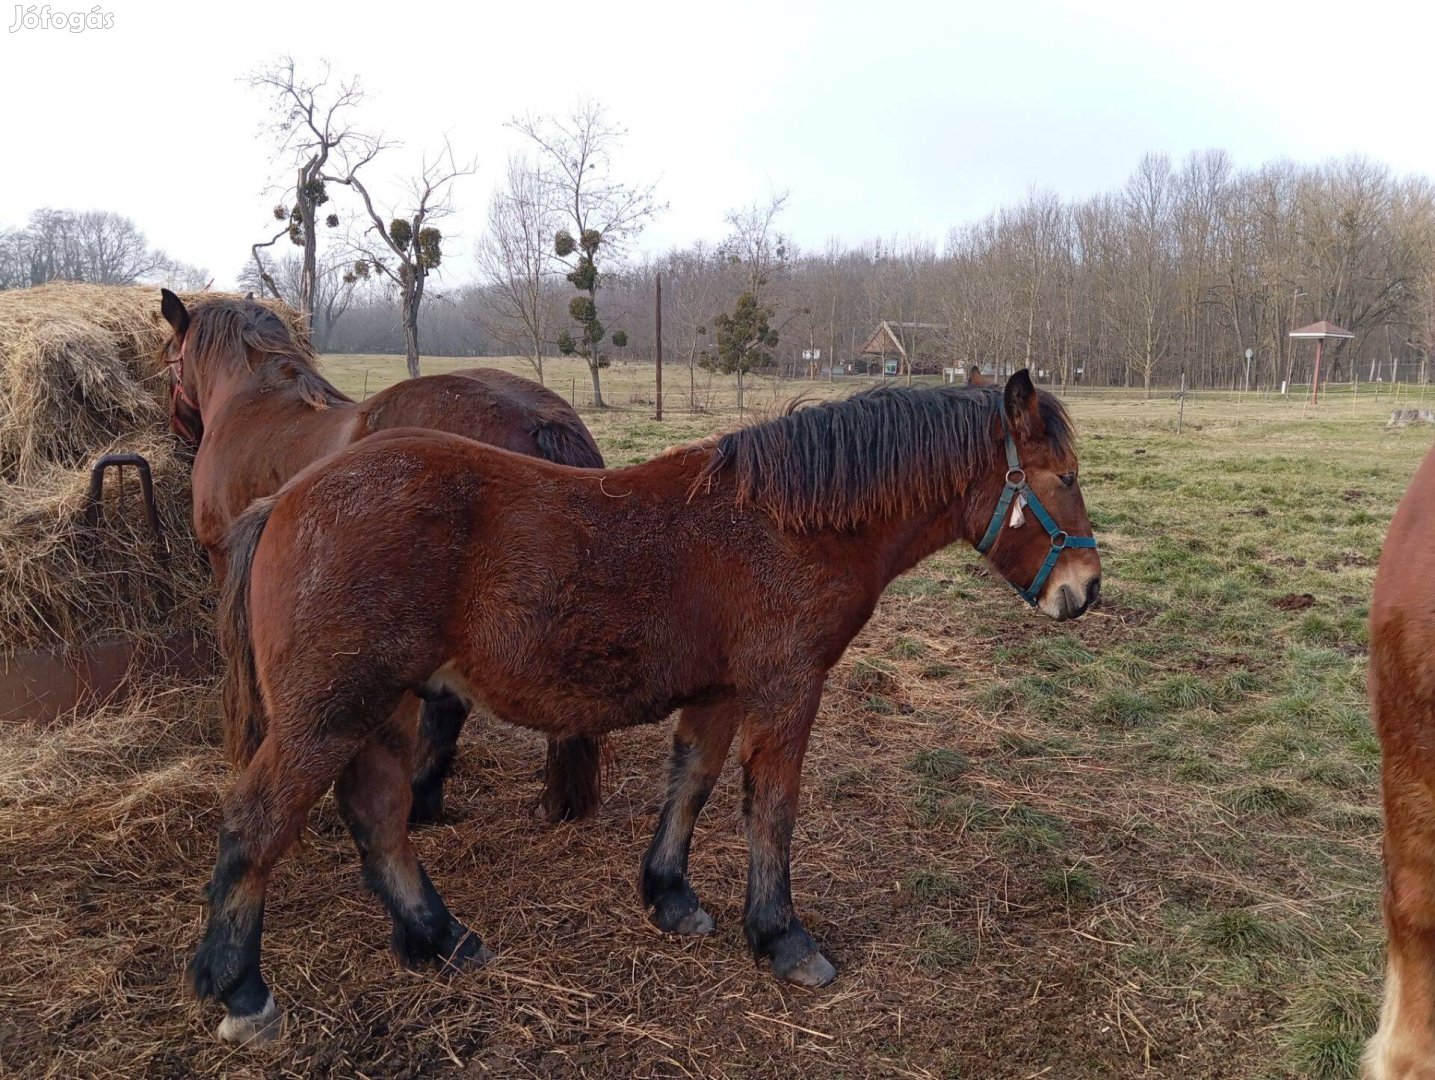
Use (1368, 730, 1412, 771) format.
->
(357, 369, 602, 468)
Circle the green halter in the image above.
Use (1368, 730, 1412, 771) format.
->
(974, 417, 1098, 607)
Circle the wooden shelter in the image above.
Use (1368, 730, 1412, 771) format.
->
(859, 320, 946, 375)
(1289, 320, 1355, 403)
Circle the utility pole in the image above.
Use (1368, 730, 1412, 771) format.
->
(654, 272, 663, 421)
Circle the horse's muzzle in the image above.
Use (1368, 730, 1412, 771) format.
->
(1054, 576, 1100, 621)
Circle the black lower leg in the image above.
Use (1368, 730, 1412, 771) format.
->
(641, 717, 731, 934)
(342, 734, 490, 972)
(741, 771, 807, 961)
(188, 826, 271, 1018)
(739, 707, 835, 987)
(362, 855, 487, 969)
(410, 692, 469, 826)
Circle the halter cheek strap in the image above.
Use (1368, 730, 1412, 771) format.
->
(974, 417, 1098, 607)
(165, 338, 202, 446)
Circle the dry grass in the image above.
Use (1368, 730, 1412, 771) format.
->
(0, 364, 1418, 1077)
(0, 284, 302, 653)
(0, 606, 1157, 1080)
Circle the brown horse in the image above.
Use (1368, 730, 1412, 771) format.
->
(158, 289, 606, 825)
(967, 364, 992, 386)
(1368, 443, 1435, 1079)
(190, 370, 1101, 1043)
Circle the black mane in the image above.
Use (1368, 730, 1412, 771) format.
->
(182, 298, 348, 408)
(694, 383, 1075, 530)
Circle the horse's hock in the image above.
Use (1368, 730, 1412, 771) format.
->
(0, 284, 298, 721)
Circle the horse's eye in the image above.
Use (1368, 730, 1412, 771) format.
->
(1060, 472, 1077, 488)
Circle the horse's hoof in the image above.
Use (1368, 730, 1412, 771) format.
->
(443, 931, 494, 972)
(649, 895, 716, 936)
(778, 951, 837, 988)
(216, 995, 281, 1045)
(671, 907, 716, 935)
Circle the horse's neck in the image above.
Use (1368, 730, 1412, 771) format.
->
(195, 367, 359, 523)
(855, 497, 973, 589)
(202, 365, 353, 424)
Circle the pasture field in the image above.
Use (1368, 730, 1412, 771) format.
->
(2, 358, 1431, 1078)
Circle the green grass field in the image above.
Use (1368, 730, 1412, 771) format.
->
(7, 353, 1432, 1077)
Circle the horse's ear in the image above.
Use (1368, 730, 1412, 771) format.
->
(1004, 369, 1044, 438)
(245, 291, 255, 301)
(160, 288, 190, 339)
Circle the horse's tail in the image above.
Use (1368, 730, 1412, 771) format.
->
(218, 494, 278, 769)
(533, 414, 604, 469)
(540, 736, 610, 823)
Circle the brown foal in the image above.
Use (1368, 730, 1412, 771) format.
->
(191, 370, 1101, 1043)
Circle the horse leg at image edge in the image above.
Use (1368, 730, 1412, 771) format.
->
(1367, 769, 1435, 1079)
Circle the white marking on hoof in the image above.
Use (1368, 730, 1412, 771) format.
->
(783, 951, 837, 988)
(673, 907, 716, 936)
(1363, 958, 1435, 1080)
(216, 994, 280, 1045)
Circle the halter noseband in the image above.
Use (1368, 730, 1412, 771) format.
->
(974, 416, 1097, 607)
(165, 337, 202, 446)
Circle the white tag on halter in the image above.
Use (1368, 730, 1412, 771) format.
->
(1009, 493, 1027, 529)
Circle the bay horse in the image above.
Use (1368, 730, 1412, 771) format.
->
(190, 370, 1101, 1044)
(157, 289, 606, 825)
(1368, 443, 1435, 1079)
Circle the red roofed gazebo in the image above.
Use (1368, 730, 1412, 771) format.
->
(1289, 320, 1355, 404)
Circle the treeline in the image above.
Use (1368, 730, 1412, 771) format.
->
(589, 152, 1435, 392)
(7, 149, 1434, 394)
(338, 150, 1435, 392)
(0, 209, 208, 292)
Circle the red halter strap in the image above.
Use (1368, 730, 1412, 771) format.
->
(165, 338, 202, 446)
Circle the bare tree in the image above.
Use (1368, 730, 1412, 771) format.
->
(0, 208, 205, 290)
(1116, 154, 1177, 395)
(239, 250, 363, 350)
(474, 156, 559, 383)
(510, 100, 662, 407)
(329, 142, 474, 378)
(657, 243, 718, 409)
(248, 57, 379, 332)
(720, 192, 790, 299)
(705, 194, 794, 408)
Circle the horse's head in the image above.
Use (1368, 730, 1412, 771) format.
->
(971, 370, 1101, 621)
(160, 288, 204, 446)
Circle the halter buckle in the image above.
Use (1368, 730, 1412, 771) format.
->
(1005, 467, 1025, 487)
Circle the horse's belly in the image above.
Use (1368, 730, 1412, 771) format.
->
(425, 659, 672, 739)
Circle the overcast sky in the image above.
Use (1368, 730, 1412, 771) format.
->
(3, 0, 1432, 288)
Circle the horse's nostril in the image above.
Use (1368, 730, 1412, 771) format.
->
(1087, 576, 1102, 606)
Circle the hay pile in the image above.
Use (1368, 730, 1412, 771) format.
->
(0, 283, 305, 652)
